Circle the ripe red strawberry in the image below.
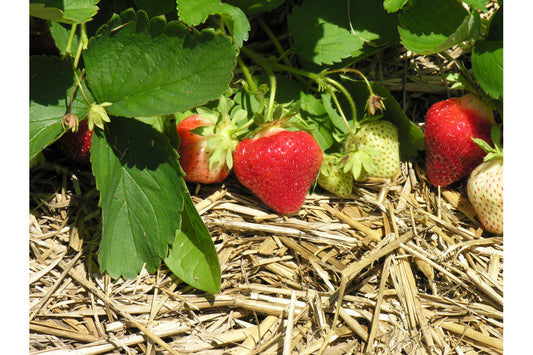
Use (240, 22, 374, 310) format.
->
(424, 94, 496, 186)
(177, 114, 238, 184)
(233, 128, 323, 214)
(56, 118, 93, 165)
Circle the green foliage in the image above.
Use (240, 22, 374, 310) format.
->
(165, 195, 221, 294)
(227, 0, 285, 15)
(30, 0, 100, 24)
(472, 7, 503, 99)
(91, 117, 185, 279)
(472, 40, 503, 99)
(83, 9, 239, 117)
(398, 0, 481, 54)
(30, 0, 503, 293)
(29, 56, 71, 160)
(288, 0, 398, 66)
(177, 0, 250, 48)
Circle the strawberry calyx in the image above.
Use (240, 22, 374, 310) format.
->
(472, 125, 503, 162)
(87, 102, 112, 130)
(187, 96, 253, 172)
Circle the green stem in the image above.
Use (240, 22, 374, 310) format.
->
(237, 56, 258, 93)
(257, 17, 292, 68)
(74, 70, 91, 107)
(324, 77, 358, 128)
(327, 87, 356, 141)
(325, 68, 375, 96)
(73, 23, 88, 69)
(242, 47, 320, 82)
(240, 47, 277, 122)
(64, 23, 77, 57)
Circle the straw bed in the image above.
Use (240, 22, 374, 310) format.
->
(30, 155, 503, 354)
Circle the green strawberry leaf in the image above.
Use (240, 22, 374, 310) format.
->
(91, 117, 185, 279)
(227, 0, 285, 15)
(288, 0, 399, 65)
(30, 0, 100, 24)
(398, 0, 481, 55)
(472, 40, 503, 100)
(177, 0, 250, 48)
(164, 194, 221, 294)
(30, 56, 71, 160)
(133, 0, 176, 17)
(383, 0, 408, 13)
(30, 56, 93, 160)
(83, 9, 238, 118)
(48, 21, 80, 56)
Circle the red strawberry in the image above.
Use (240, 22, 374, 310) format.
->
(177, 113, 238, 184)
(424, 94, 496, 186)
(233, 128, 323, 214)
(56, 118, 93, 165)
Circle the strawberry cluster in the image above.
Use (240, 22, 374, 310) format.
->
(424, 94, 503, 234)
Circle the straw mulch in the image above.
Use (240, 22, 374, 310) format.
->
(29, 45, 503, 354)
(29, 164, 503, 354)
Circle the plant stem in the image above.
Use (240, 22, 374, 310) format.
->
(73, 23, 88, 69)
(257, 17, 292, 68)
(74, 70, 91, 107)
(327, 87, 356, 141)
(325, 68, 375, 96)
(240, 47, 277, 122)
(324, 77, 358, 128)
(237, 56, 258, 93)
(64, 23, 77, 58)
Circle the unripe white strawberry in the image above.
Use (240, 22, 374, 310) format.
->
(467, 156, 503, 234)
(466, 125, 503, 234)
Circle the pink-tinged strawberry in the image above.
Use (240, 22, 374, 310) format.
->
(56, 118, 93, 166)
(177, 113, 237, 184)
(233, 128, 323, 214)
(467, 126, 503, 234)
(424, 94, 496, 186)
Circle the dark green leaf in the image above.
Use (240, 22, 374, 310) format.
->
(486, 6, 502, 41)
(398, 0, 480, 54)
(288, 0, 399, 65)
(472, 40, 503, 99)
(91, 117, 185, 279)
(177, 0, 250, 47)
(134, 0, 176, 17)
(227, 0, 285, 15)
(165, 193, 221, 294)
(30, 56, 71, 160)
(83, 9, 238, 118)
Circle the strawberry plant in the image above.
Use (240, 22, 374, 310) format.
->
(30, 0, 503, 295)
